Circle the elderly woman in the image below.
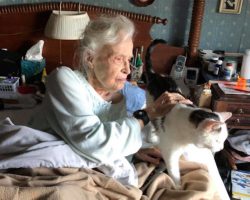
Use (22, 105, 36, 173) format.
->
(28, 15, 189, 186)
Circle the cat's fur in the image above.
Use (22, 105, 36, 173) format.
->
(154, 104, 232, 187)
(144, 39, 182, 100)
(144, 39, 232, 189)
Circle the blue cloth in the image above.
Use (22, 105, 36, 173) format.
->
(121, 81, 146, 116)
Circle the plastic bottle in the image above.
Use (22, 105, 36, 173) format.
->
(21, 74, 26, 85)
(131, 53, 143, 82)
(41, 68, 47, 83)
(240, 49, 250, 80)
(224, 60, 237, 77)
(213, 60, 223, 76)
(223, 62, 234, 80)
(136, 53, 143, 69)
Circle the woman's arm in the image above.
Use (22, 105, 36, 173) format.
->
(44, 67, 142, 163)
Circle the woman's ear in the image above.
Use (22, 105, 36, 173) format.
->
(86, 52, 94, 69)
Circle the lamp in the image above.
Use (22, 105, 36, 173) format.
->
(44, 3, 90, 64)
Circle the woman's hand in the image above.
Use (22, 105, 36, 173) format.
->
(134, 147, 162, 165)
(145, 92, 192, 120)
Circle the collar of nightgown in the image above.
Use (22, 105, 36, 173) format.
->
(74, 70, 127, 122)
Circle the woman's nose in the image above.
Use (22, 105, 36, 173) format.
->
(123, 60, 131, 74)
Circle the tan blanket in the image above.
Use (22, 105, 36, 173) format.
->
(0, 160, 222, 200)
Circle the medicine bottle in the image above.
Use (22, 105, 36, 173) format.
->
(208, 56, 219, 72)
(213, 60, 223, 76)
(224, 60, 237, 77)
(223, 62, 233, 80)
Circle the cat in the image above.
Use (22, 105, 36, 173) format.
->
(144, 39, 232, 190)
(144, 39, 183, 100)
(154, 104, 232, 187)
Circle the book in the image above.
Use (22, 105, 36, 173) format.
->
(231, 170, 250, 200)
(209, 80, 250, 96)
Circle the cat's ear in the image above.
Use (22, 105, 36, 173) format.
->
(200, 119, 224, 133)
(217, 112, 232, 122)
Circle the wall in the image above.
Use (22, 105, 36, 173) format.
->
(0, 0, 249, 53)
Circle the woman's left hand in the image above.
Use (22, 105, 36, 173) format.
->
(134, 147, 162, 165)
(145, 92, 193, 120)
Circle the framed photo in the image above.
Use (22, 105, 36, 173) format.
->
(219, 0, 243, 14)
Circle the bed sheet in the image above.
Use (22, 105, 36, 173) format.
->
(0, 161, 221, 200)
(0, 105, 40, 125)
(0, 116, 226, 200)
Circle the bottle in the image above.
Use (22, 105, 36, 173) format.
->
(240, 49, 250, 80)
(41, 68, 47, 83)
(223, 62, 233, 80)
(136, 53, 143, 69)
(131, 53, 143, 82)
(208, 56, 219, 73)
(21, 74, 26, 85)
(213, 60, 223, 76)
(224, 60, 237, 77)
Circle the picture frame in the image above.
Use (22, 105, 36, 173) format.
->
(219, 0, 243, 14)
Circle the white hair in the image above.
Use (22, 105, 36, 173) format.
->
(74, 14, 135, 76)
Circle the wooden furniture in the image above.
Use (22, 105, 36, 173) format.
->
(211, 83, 250, 129)
(0, 2, 167, 74)
(0, 3, 233, 200)
(148, 0, 206, 74)
(0, 0, 208, 121)
(0, 1, 205, 75)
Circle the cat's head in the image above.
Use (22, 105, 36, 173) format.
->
(147, 75, 182, 100)
(189, 106, 232, 153)
(168, 104, 232, 153)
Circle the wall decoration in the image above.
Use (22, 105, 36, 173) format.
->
(129, 0, 155, 7)
(219, 0, 243, 14)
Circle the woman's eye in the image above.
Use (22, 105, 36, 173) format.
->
(114, 56, 123, 63)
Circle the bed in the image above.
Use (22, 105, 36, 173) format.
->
(0, 1, 230, 200)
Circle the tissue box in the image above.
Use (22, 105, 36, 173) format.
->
(0, 76, 19, 99)
(21, 58, 46, 79)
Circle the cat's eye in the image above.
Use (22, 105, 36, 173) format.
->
(213, 125, 221, 132)
(216, 127, 222, 132)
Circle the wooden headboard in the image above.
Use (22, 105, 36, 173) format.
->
(0, 1, 205, 74)
(0, 2, 166, 74)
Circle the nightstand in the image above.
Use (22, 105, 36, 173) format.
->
(211, 84, 250, 129)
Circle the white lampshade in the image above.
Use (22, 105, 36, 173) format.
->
(44, 10, 90, 40)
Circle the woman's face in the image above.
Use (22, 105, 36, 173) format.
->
(90, 37, 133, 92)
